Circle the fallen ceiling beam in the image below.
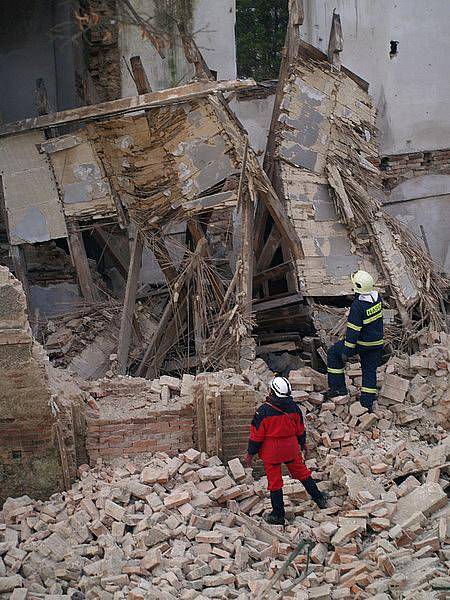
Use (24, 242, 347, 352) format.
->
(254, 261, 292, 286)
(256, 227, 282, 272)
(0, 79, 256, 138)
(92, 227, 128, 280)
(252, 292, 303, 313)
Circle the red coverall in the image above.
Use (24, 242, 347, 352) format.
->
(247, 397, 311, 491)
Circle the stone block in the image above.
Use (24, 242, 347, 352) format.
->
(164, 490, 191, 509)
(141, 467, 169, 485)
(227, 458, 246, 481)
(393, 484, 447, 525)
(104, 499, 125, 522)
(0, 576, 23, 594)
(380, 374, 410, 403)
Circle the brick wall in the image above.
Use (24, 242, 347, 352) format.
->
(84, 0, 121, 102)
(377, 149, 450, 190)
(83, 373, 266, 467)
(220, 387, 261, 464)
(85, 405, 194, 463)
(193, 374, 265, 464)
(0, 268, 64, 502)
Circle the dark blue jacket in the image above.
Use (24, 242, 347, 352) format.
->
(343, 293, 384, 353)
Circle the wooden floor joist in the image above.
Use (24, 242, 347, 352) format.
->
(254, 261, 292, 286)
(252, 292, 303, 313)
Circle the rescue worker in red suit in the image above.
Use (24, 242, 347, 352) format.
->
(245, 377, 328, 525)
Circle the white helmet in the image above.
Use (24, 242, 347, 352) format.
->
(351, 270, 374, 294)
(270, 376, 292, 398)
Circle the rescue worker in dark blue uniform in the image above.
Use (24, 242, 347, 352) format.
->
(325, 271, 383, 413)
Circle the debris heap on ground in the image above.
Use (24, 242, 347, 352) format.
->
(1, 336, 448, 599)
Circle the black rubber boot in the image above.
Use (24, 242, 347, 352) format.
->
(302, 477, 329, 509)
(360, 396, 375, 414)
(323, 389, 348, 400)
(264, 489, 285, 525)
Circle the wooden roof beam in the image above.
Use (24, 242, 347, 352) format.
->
(0, 79, 256, 138)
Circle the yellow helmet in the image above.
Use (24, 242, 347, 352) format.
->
(351, 270, 374, 294)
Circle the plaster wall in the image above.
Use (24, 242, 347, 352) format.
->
(382, 174, 450, 274)
(119, 0, 236, 96)
(300, 0, 450, 155)
(229, 94, 275, 162)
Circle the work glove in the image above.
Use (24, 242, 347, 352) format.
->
(245, 453, 254, 468)
(341, 353, 349, 365)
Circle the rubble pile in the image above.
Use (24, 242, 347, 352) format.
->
(1, 339, 449, 599)
(43, 307, 123, 369)
(81, 360, 272, 414)
(0, 432, 448, 600)
(43, 301, 160, 378)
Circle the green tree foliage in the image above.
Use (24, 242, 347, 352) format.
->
(236, 0, 288, 80)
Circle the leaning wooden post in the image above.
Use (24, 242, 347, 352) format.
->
(117, 224, 144, 374)
(236, 140, 253, 318)
(116, 56, 151, 374)
(67, 222, 99, 302)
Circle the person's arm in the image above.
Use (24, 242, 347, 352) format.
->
(295, 405, 307, 454)
(343, 301, 363, 354)
(246, 408, 266, 465)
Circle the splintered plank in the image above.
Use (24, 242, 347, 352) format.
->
(136, 238, 208, 378)
(237, 139, 253, 317)
(0, 79, 256, 137)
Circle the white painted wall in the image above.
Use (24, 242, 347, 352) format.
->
(119, 0, 236, 96)
(382, 174, 450, 274)
(301, 0, 450, 155)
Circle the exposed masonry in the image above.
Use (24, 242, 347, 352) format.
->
(0, 268, 76, 501)
(85, 0, 121, 102)
(378, 148, 450, 191)
(82, 371, 269, 466)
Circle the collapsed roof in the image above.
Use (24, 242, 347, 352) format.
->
(0, 10, 447, 379)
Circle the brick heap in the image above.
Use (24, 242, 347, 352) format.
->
(378, 149, 450, 190)
(0, 427, 448, 598)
